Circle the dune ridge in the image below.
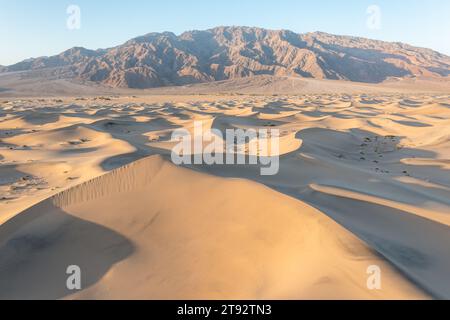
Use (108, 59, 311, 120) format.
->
(52, 156, 164, 208)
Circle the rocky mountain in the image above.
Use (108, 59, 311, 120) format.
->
(2, 26, 450, 88)
(4, 47, 104, 72)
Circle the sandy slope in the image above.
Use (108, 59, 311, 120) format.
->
(0, 92, 449, 299)
(0, 156, 426, 300)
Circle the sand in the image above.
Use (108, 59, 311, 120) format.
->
(0, 90, 449, 299)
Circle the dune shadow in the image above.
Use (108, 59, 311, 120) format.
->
(58, 147, 99, 155)
(393, 120, 433, 127)
(21, 112, 60, 126)
(0, 200, 135, 300)
(299, 190, 450, 299)
(0, 128, 32, 139)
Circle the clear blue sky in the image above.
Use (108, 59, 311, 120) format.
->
(1, 0, 449, 65)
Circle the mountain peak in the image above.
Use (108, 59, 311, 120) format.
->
(129, 31, 178, 44)
(60, 47, 100, 57)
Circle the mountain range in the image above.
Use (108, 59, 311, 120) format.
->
(2, 26, 450, 89)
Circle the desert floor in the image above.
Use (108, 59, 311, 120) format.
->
(0, 93, 449, 299)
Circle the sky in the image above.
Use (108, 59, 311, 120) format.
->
(0, 0, 449, 65)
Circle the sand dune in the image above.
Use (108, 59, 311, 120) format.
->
(0, 156, 426, 299)
(0, 92, 449, 299)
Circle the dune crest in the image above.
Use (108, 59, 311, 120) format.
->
(52, 156, 165, 207)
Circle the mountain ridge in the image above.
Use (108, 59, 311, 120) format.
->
(2, 26, 450, 88)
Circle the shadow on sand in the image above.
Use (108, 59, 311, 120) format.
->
(0, 200, 134, 299)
